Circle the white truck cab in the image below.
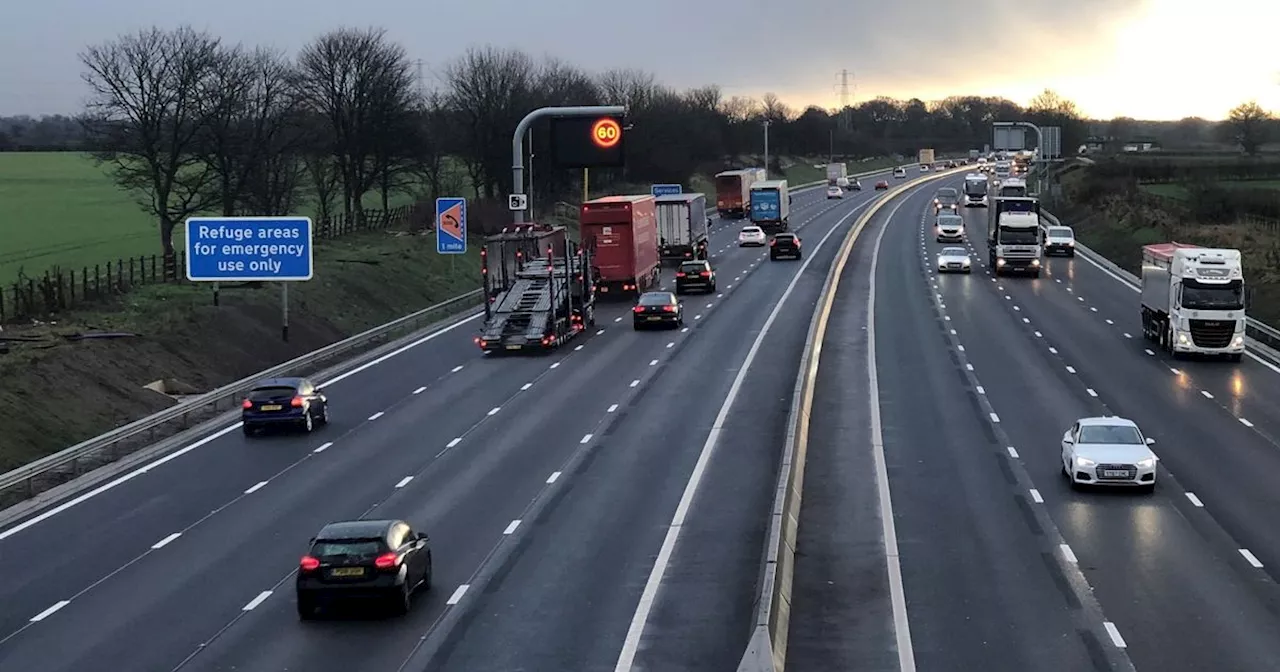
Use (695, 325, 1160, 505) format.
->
(1140, 243, 1246, 361)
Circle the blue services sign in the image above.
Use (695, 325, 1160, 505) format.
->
(651, 184, 682, 197)
(751, 190, 781, 221)
(185, 217, 313, 282)
(436, 197, 467, 254)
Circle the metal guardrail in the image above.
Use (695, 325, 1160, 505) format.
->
(0, 161, 925, 506)
(1040, 210, 1280, 355)
(0, 289, 484, 502)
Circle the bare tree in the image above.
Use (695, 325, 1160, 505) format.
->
(79, 26, 222, 275)
(443, 46, 539, 199)
(295, 27, 416, 222)
(196, 44, 255, 216)
(236, 48, 307, 216)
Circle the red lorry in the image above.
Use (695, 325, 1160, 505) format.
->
(580, 195, 661, 297)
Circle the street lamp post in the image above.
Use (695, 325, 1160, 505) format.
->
(993, 120, 1045, 193)
(762, 120, 771, 179)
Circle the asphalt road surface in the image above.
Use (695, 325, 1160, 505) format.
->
(0, 169, 927, 672)
(787, 173, 1280, 672)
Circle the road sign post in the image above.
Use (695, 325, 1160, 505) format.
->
(510, 105, 626, 225)
(435, 198, 468, 255)
(185, 216, 313, 342)
(651, 184, 683, 197)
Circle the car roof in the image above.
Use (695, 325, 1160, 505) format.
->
(640, 291, 676, 300)
(315, 519, 399, 540)
(1078, 416, 1138, 428)
(774, 232, 797, 238)
(254, 376, 306, 389)
(940, 247, 967, 254)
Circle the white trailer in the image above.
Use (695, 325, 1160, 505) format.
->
(655, 193, 709, 262)
(1140, 242, 1246, 360)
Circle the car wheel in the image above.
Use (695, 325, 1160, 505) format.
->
(302, 410, 314, 433)
(1141, 483, 1156, 494)
(423, 554, 433, 590)
(389, 585, 411, 616)
(242, 424, 255, 437)
(319, 403, 329, 426)
(297, 596, 317, 620)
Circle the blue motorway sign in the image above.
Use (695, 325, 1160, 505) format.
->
(185, 217, 313, 282)
(436, 197, 467, 254)
(651, 184, 682, 197)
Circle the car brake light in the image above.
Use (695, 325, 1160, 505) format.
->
(770, 239, 776, 246)
(290, 396, 304, 407)
(675, 272, 686, 277)
(662, 305, 677, 313)
(300, 555, 320, 571)
(633, 306, 645, 313)
(699, 271, 711, 277)
(374, 552, 398, 569)
(242, 399, 252, 409)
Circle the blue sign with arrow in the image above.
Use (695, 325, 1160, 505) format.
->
(436, 197, 467, 254)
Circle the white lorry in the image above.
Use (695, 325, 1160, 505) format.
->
(918, 148, 935, 167)
(826, 163, 848, 186)
(986, 195, 1042, 276)
(1140, 243, 1246, 361)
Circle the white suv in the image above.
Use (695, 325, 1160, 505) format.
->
(738, 226, 767, 247)
(893, 167, 907, 179)
(1044, 226, 1075, 257)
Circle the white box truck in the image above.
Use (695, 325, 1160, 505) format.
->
(1140, 243, 1246, 360)
(986, 196, 1042, 276)
(826, 163, 848, 186)
(655, 192, 709, 262)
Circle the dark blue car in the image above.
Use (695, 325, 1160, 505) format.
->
(241, 377, 329, 437)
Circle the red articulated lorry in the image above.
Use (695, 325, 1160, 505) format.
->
(580, 195, 661, 298)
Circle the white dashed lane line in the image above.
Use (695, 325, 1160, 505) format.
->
(30, 601, 71, 623)
(242, 590, 272, 611)
(503, 519, 521, 535)
(243, 481, 268, 495)
(151, 533, 181, 550)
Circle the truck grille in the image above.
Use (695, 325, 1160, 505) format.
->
(1189, 319, 1234, 348)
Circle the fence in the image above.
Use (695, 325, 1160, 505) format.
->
(1, 203, 428, 323)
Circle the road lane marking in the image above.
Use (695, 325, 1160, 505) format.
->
(313, 442, 332, 453)
(1186, 492, 1205, 507)
(1049, 347, 1058, 354)
(976, 385, 985, 394)
(546, 471, 561, 484)
(1104, 622, 1127, 648)
(1240, 418, 1254, 427)
(244, 481, 268, 494)
(451, 365, 464, 373)
(1201, 390, 1214, 399)
(1030, 489, 1043, 503)
(152, 532, 181, 549)
(487, 407, 501, 416)
(1144, 349, 1155, 356)
(242, 591, 272, 611)
(446, 437, 462, 448)
(607, 404, 619, 413)
(30, 600, 70, 622)
(1240, 549, 1264, 568)
(580, 434, 593, 444)
(520, 383, 532, 391)
(446, 584, 469, 605)
(1008, 446, 1019, 458)
(1087, 389, 1098, 397)
(395, 476, 413, 488)
(550, 362, 560, 369)
(1060, 544, 1078, 563)
(503, 520, 521, 535)
(630, 380, 639, 387)
(989, 412, 1001, 423)
(368, 411, 384, 421)
(1066, 366, 1077, 373)
(413, 386, 427, 394)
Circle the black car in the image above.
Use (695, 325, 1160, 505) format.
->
(296, 519, 433, 619)
(241, 377, 328, 436)
(770, 233, 802, 260)
(632, 291, 683, 329)
(675, 260, 716, 294)
(847, 178, 862, 191)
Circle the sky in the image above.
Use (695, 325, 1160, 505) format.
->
(2, 0, 1276, 121)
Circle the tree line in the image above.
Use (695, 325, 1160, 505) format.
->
(4, 25, 1125, 274)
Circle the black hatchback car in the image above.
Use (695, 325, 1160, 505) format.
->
(675, 260, 716, 294)
(769, 233, 802, 260)
(296, 519, 433, 619)
(241, 377, 328, 436)
(632, 291, 684, 330)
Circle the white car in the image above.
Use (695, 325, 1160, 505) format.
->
(826, 186, 844, 199)
(935, 164, 946, 172)
(893, 167, 907, 179)
(935, 215, 964, 243)
(920, 164, 930, 172)
(935, 246, 971, 273)
(738, 225, 767, 247)
(1061, 417, 1158, 493)
(1043, 225, 1075, 257)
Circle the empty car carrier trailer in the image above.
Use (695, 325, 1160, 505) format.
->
(476, 223, 597, 353)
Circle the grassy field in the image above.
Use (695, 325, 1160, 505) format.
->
(0, 152, 447, 285)
(1139, 180, 1280, 200)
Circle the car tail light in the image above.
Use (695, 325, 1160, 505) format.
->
(699, 271, 711, 277)
(770, 239, 776, 246)
(290, 396, 304, 407)
(374, 553, 398, 569)
(675, 272, 686, 278)
(242, 399, 252, 409)
(662, 305, 677, 313)
(300, 556, 320, 572)
(633, 306, 645, 313)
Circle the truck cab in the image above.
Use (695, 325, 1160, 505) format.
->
(987, 196, 1042, 276)
(1140, 243, 1246, 360)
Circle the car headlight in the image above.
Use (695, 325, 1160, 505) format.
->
(1075, 457, 1096, 467)
(1135, 458, 1156, 469)
(962, 259, 971, 266)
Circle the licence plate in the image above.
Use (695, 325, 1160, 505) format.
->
(330, 567, 365, 577)
(505, 345, 521, 350)
(647, 316, 664, 321)
(1102, 469, 1129, 478)
(259, 404, 282, 411)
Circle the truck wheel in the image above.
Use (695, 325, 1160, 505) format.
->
(1228, 353, 1243, 363)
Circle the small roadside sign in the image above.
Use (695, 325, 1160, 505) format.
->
(651, 184, 682, 197)
(436, 197, 467, 254)
(508, 194, 528, 211)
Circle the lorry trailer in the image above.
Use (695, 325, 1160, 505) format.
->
(749, 179, 791, 234)
(1140, 242, 1246, 360)
(477, 224, 595, 353)
(826, 162, 848, 186)
(580, 195, 662, 297)
(656, 192, 709, 263)
(986, 196, 1042, 276)
(714, 168, 767, 219)
(918, 148, 935, 167)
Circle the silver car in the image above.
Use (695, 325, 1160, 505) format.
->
(935, 214, 964, 242)
(935, 246, 971, 273)
(1061, 417, 1157, 493)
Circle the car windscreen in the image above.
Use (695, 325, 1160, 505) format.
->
(1078, 425, 1143, 445)
(937, 216, 962, 227)
(740, 227, 761, 234)
(941, 248, 967, 256)
(1049, 227, 1073, 238)
(639, 293, 675, 306)
(311, 539, 383, 560)
(249, 386, 297, 400)
(937, 189, 958, 199)
(774, 235, 797, 244)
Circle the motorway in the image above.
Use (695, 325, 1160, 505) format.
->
(788, 172, 1280, 671)
(0, 168, 931, 672)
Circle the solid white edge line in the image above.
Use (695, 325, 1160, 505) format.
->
(151, 532, 182, 549)
(242, 590, 272, 611)
(446, 584, 469, 605)
(1104, 622, 1127, 648)
(0, 311, 487, 541)
(613, 192, 884, 672)
(30, 600, 71, 622)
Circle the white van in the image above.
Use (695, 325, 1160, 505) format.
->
(1043, 226, 1075, 257)
(893, 167, 907, 179)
